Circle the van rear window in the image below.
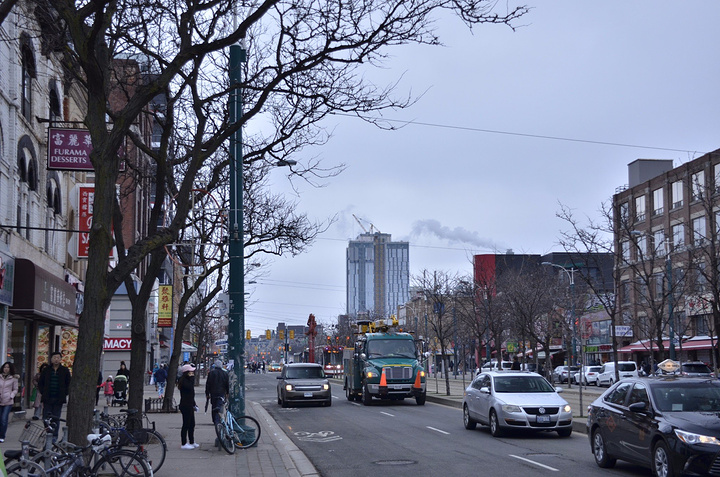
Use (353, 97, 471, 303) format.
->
(618, 363, 636, 372)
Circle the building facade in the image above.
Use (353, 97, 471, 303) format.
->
(613, 150, 720, 366)
(346, 232, 409, 319)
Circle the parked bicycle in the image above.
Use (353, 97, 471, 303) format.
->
(213, 397, 261, 454)
(95, 408, 166, 473)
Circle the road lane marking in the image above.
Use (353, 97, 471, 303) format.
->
(426, 426, 449, 435)
(380, 411, 395, 417)
(509, 455, 559, 471)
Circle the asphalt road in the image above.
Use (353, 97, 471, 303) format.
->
(247, 373, 654, 477)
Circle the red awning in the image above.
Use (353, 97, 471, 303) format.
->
(681, 339, 716, 350)
(618, 340, 671, 353)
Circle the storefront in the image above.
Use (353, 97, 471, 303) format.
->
(8, 259, 78, 409)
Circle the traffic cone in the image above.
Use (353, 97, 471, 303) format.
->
(413, 371, 422, 389)
(379, 368, 388, 394)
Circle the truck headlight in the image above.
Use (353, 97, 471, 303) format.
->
(366, 371, 376, 378)
(285, 384, 293, 391)
(323, 384, 329, 390)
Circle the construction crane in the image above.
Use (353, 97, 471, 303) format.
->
(352, 214, 381, 234)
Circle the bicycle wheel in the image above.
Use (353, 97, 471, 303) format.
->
(92, 449, 151, 477)
(214, 420, 235, 455)
(141, 428, 166, 473)
(5, 460, 47, 477)
(233, 415, 261, 449)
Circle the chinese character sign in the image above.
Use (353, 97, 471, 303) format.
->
(78, 185, 94, 258)
(157, 285, 173, 327)
(47, 128, 94, 170)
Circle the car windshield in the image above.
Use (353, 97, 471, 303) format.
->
(651, 383, 720, 412)
(285, 366, 325, 379)
(366, 339, 416, 358)
(617, 363, 636, 372)
(589, 367, 602, 372)
(494, 376, 556, 393)
(683, 363, 712, 373)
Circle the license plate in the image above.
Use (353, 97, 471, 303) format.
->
(390, 384, 404, 390)
(304, 392, 313, 397)
(537, 415, 550, 423)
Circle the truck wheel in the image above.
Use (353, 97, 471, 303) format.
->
(416, 392, 426, 406)
(361, 381, 372, 406)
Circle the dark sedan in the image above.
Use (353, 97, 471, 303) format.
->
(587, 376, 720, 477)
(277, 363, 332, 407)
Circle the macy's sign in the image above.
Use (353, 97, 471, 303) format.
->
(104, 338, 131, 351)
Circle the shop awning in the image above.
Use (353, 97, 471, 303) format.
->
(181, 342, 197, 352)
(680, 339, 717, 350)
(619, 339, 671, 353)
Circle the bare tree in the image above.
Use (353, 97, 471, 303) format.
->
(14, 0, 529, 443)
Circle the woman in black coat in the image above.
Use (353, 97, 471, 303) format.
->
(177, 364, 198, 449)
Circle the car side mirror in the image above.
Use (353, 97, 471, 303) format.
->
(628, 401, 649, 413)
(480, 386, 490, 394)
(277, 376, 282, 379)
(555, 387, 564, 393)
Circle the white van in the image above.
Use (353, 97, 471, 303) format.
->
(597, 361, 639, 386)
(478, 360, 513, 374)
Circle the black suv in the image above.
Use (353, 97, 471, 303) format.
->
(587, 376, 720, 477)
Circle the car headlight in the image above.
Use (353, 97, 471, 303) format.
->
(323, 384, 329, 390)
(562, 404, 572, 413)
(675, 429, 720, 445)
(502, 404, 523, 413)
(285, 384, 293, 391)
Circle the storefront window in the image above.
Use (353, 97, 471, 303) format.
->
(8, 320, 29, 409)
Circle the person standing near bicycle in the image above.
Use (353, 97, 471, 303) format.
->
(0, 361, 18, 443)
(177, 363, 199, 449)
(205, 359, 229, 425)
(38, 351, 71, 439)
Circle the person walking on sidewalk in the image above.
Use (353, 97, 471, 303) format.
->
(154, 364, 168, 399)
(177, 364, 199, 449)
(38, 351, 71, 440)
(98, 376, 115, 407)
(31, 363, 48, 420)
(0, 362, 18, 443)
(205, 359, 229, 425)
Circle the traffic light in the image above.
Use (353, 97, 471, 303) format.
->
(265, 330, 271, 340)
(246, 330, 251, 340)
(289, 330, 295, 339)
(279, 330, 285, 340)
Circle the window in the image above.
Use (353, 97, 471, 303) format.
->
(715, 163, 720, 193)
(671, 180, 683, 209)
(636, 235, 647, 258)
(621, 240, 630, 262)
(653, 273, 663, 299)
(49, 88, 60, 124)
(652, 187, 664, 216)
(605, 382, 632, 406)
(618, 202, 629, 226)
(621, 281, 630, 305)
(692, 216, 706, 246)
(653, 230, 666, 256)
(20, 40, 35, 121)
(635, 195, 646, 222)
(628, 383, 650, 408)
(691, 171, 705, 201)
(672, 223, 685, 251)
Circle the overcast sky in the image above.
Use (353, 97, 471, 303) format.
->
(243, 1, 720, 334)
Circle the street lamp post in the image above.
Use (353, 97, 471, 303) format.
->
(667, 251, 676, 360)
(542, 262, 576, 382)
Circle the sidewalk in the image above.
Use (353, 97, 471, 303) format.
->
(2, 379, 320, 477)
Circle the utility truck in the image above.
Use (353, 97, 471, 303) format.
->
(343, 317, 426, 405)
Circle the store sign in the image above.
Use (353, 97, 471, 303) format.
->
(10, 259, 76, 326)
(78, 185, 94, 258)
(686, 294, 713, 316)
(157, 285, 173, 327)
(614, 325, 633, 337)
(104, 338, 132, 350)
(47, 128, 94, 171)
(0, 250, 14, 306)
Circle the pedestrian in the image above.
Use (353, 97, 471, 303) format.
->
(38, 351, 72, 440)
(205, 359, 229, 425)
(177, 363, 198, 449)
(511, 356, 521, 370)
(95, 370, 103, 406)
(98, 376, 115, 407)
(154, 364, 168, 399)
(32, 363, 48, 420)
(0, 362, 18, 443)
(116, 361, 129, 378)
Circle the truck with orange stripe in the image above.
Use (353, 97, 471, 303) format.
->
(342, 317, 426, 405)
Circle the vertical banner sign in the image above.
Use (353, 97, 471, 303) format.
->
(78, 186, 94, 258)
(157, 285, 173, 327)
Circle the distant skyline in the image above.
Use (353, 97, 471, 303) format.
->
(242, 1, 720, 334)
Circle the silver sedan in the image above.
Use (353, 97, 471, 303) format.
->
(463, 371, 573, 437)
